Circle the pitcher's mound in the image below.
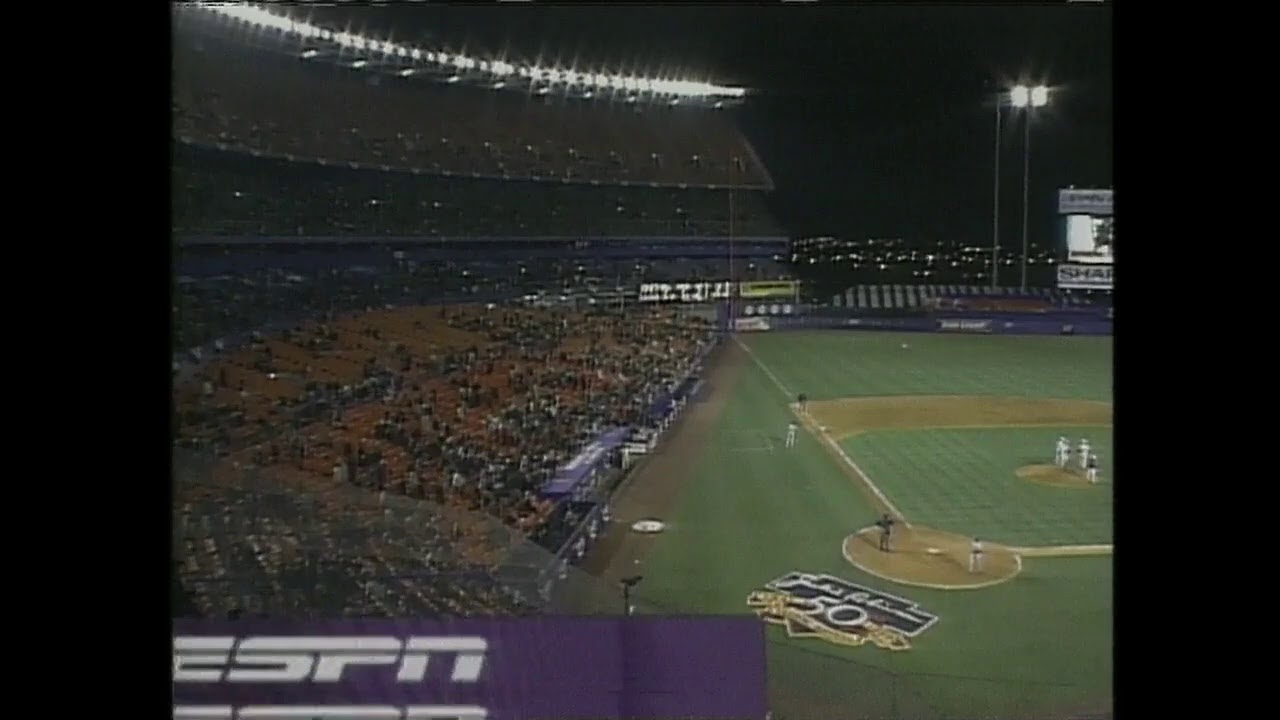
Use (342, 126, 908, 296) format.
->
(1017, 464, 1097, 489)
(843, 526, 1021, 590)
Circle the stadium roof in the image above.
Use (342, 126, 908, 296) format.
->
(180, 3, 749, 108)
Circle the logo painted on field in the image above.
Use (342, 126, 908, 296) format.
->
(746, 572, 939, 651)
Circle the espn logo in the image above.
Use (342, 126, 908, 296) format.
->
(174, 636, 489, 720)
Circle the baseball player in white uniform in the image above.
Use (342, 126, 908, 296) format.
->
(1086, 453, 1099, 484)
(785, 421, 798, 449)
(969, 537, 984, 573)
(1054, 436, 1069, 467)
(1077, 438, 1091, 470)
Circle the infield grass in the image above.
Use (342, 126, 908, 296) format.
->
(634, 331, 1113, 719)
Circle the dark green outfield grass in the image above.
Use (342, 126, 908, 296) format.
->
(632, 332, 1113, 719)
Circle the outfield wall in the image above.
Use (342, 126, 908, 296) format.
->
(728, 307, 1112, 336)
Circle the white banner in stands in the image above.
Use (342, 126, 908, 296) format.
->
(1056, 264, 1113, 290)
(733, 317, 771, 332)
(638, 281, 733, 303)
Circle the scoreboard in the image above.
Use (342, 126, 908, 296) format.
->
(1057, 188, 1113, 290)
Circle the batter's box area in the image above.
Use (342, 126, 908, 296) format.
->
(725, 430, 776, 452)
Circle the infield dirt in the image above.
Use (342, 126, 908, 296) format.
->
(843, 526, 1021, 590)
(800, 394, 1112, 588)
(1016, 463, 1097, 489)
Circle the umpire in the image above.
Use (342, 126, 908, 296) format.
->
(876, 513, 896, 552)
(797, 392, 808, 413)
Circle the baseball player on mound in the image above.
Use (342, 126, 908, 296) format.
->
(969, 537, 984, 573)
(1054, 435, 1069, 468)
(1077, 437, 1091, 471)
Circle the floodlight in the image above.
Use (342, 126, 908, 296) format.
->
(491, 61, 513, 76)
(452, 55, 467, 69)
(1030, 85, 1049, 107)
(353, 38, 368, 51)
(426, 52, 436, 63)
(557, 70, 569, 82)
(381, 41, 395, 54)
(623, 77, 638, 91)
(439, 53, 451, 65)
(641, 79, 654, 92)
(410, 49, 422, 60)
(608, 76, 624, 89)
(396, 46, 408, 58)
(1010, 85, 1030, 108)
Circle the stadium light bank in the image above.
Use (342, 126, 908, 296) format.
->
(186, 3, 749, 106)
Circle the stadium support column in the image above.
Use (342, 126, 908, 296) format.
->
(992, 101, 1001, 290)
(729, 157, 737, 324)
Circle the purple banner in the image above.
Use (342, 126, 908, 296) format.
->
(540, 427, 631, 498)
(173, 617, 767, 720)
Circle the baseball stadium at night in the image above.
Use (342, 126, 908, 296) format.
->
(171, 4, 1113, 719)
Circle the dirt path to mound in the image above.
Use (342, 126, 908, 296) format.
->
(577, 338, 747, 587)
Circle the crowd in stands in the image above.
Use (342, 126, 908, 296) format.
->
(173, 32, 772, 190)
(175, 449, 538, 617)
(174, 300, 716, 617)
(170, 19, 773, 618)
(174, 254, 781, 352)
(173, 144, 782, 238)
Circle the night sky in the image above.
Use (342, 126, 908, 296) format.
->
(301, 4, 1112, 250)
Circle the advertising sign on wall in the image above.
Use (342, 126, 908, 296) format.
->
(734, 317, 772, 332)
(638, 281, 733, 303)
(937, 319, 993, 333)
(741, 303, 797, 316)
(1056, 263, 1114, 290)
(1057, 188, 1113, 215)
(638, 280, 800, 303)
(738, 280, 799, 299)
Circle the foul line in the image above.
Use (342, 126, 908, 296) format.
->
(732, 335, 911, 527)
(1010, 544, 1113, 557)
